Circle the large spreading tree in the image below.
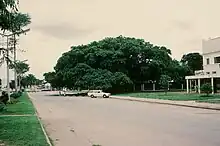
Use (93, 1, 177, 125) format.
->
(45, 36, 192, 93)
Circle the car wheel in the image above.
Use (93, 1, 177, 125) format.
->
(91, 95, 94, 98)
(103, 94, 107, 98)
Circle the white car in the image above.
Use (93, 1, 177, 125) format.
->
(88, 90, 111, 98)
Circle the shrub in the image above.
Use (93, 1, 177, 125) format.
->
(0, 102, 6, 112)
(7, 98, 19, 105)
(10, 91, 23, 99)
(0, 91, 9, 104)
(200, 83, 212, 96)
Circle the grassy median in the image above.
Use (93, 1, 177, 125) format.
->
(117, 92, 220, 102)
(0, 93, 49, 146)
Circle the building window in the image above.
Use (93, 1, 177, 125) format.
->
(212, 71, 217, 74)
(214, 56, 220, 63)
(207, 58, 210, 65)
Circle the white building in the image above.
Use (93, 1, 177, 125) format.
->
(185, 37, 220, 94)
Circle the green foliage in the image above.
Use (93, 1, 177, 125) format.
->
(181, 53, 203, 74)
(1, 93, 35, 115)
(9, 12, 31, 32)
(21, 74, 40, 88)
(159, 75, 171, 90)
(0, 1, 31, 32)
(111, 72, 133, 93)
(0, 0, 18, 30)
(10, 91, 22, 99)
(9, 61, 29, 75)
(200, 83, 212, 96)
(0, 91, 9, 104)
(0, 102, 6, 112)
(45, 36, 194, 92)
(6, 98, 19, 104)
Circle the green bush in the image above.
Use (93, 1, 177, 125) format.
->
(0, 101, 6, 112)
(10, 91, 23, 99)
(200, 83, 212, 96)
(7, 98, 19, 105)
(0, 91, 9, 104)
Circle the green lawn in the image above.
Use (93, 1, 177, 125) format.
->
(0, 116, 49, 146)
(117, 92, 220, 101)
(0, 93, 35, 115)
(0, 93, 50, 146)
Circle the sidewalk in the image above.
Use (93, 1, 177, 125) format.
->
(111, 96, 220, 110)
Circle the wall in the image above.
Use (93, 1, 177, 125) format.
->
(201, 38, 220, 76)
(202, 37, 220, 55)
(203, 51, 220, 65)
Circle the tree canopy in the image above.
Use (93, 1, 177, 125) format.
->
(45, 36, 195, 93)
(181, 53, 203, 74)
(9, 61, 29, 76)
(21, 74, 42, 88)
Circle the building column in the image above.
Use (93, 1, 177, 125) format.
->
(153, 83, 156, 91)
(194, 79, 197, 92)
(211, 77, 214, 94)
(186, 79, 189, 93)
(198, 79, 201, 94)
(189, 79, 192, 93)
(141, 84, 145, 91)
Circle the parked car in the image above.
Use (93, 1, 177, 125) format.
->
(87, 90, 111, 98)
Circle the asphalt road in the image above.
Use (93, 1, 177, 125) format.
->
(30, 92, 220, 146)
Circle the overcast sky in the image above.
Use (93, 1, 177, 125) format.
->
(1, 0, 220, 81)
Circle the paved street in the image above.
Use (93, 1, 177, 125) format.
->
(30, 92, 220, 146)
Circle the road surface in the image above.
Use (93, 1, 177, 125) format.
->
(30, 92, 220, 146)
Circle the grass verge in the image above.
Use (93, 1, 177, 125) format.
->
(197, 99, 220, 104)
(0, 93, 35, 115)
(0, 116, 49, 146)
(0, 92, 50, 146)
(116, 92, 220, 101)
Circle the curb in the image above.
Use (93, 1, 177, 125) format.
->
(27, 93, 53, 146)
(111, 96, 220, 111)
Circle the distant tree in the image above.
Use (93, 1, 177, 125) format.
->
(200, 83, 212, 96)
(43, 71, 64, 89)
(181, 53, 203, 74)
(21, 74, 40, 88)
(9, 61, 29, 89)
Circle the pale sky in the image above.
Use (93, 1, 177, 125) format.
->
(1, 0, 220, 82)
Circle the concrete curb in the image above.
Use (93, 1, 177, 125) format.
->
(27, 93, 53, 146)
(111, 96, 220, 111)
